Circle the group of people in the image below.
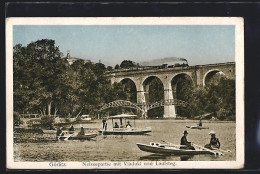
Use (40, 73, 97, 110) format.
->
(113, 121, 132, 128)
(180, 130, 221, 150)
(102, 118, 132, 129)
(56, 124, 85, 139)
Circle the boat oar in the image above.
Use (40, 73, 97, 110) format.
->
(192, 143, 224, 156)
(212, 148, 232, 153)
(64, 132, 74, 141)
(57, 131, 64, 140)
(161, 140, 186, 148)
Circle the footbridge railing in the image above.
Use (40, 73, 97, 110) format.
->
(98, 100, 143, 112)
(143, 99, 188, 110)
(98, 99, 187, 118)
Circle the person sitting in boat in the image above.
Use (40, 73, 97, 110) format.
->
(78, 127, 85, 136)
(126, 121, 132, 128)
(180, 130, 195, 150)
(56, 127, 64, 139)
(198, 119, 202, 127)
(113, 122, 119, 128)
(204, 131, 221, 150)
(69, 124, 75, 132)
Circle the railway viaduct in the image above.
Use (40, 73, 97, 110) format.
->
(106, 62, 235, 118)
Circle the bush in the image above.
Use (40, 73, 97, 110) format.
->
(14, 111, 23, 126)
(40, 116, 55, 130)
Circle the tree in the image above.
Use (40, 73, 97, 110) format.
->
(173, 75, 235, 121)
(40, 116, 55, 130)
(13, 112, 23, 126)
(107, 66, 113, 71)
(147, 78, 164, 118)
(205, 78, 235, 120)
(13, 39, 65, 115)
(115, 64, 120, 69)
(120, 60, 136, 69)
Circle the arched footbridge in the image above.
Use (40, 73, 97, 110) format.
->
(98, 100, 187, 118)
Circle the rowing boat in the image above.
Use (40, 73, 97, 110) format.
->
(59, 131, 97, 140)
(42, 129, 57, 134)
(67, 133, 97, 140)
(186, 125, 209, 129)
(136, 142, 221, 155)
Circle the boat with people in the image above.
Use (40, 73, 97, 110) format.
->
(57, 125, 97, 140)
(98, 114, 152, 135)
(186, 119, 209, 129)
(186, 125, 209, 129)
(58, 131, 97, 140)
(136, 142, 224, 156)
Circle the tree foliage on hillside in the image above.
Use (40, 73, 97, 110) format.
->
(147, 78, 164, 118)
(175, 76, 235, 120)
(120, 60, 137, 69)
(13, 39, 123, 118)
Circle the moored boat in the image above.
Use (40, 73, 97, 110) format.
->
(136, 142, 223, 156)
(42, 129, 57, 134)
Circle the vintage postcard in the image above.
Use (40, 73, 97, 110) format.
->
(6, 17, 244, 169)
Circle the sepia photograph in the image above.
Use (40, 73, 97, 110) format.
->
(6, 17, 244, 169)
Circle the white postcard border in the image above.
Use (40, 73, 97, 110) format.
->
(6, 17, 244, 169)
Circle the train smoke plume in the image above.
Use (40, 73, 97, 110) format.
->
(139, 57, 188, 66)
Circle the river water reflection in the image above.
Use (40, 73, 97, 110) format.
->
(14, 120, 236, 161)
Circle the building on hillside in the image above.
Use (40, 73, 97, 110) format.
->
(63, 51, 93, 65)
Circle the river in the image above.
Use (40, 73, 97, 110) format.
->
(14, 119, 236, 161)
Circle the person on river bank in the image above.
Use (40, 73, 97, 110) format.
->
(102, 118, 107, 130)
(198, 119, 202, 127)
(204, 130, 221, 150)
(180, 130, 195, 150)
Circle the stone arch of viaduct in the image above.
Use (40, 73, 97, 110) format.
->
(108, 62, 235, 118)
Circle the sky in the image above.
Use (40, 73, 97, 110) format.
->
(13, 25, 235, 67)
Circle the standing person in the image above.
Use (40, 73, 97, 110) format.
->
(180, 130, 195, 150)
(204, 131, 221, 150)
(198, 119, 202, 127)
(119, 117, 123, 127)
(102, 118, 107, 130)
